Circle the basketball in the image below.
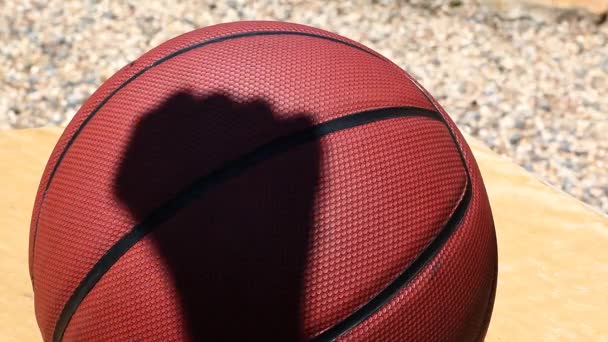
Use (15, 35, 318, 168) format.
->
(29, 21, 497, 341)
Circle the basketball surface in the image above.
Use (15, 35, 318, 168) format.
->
(29, 21, 497, 341)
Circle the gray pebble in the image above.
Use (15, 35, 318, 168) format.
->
(601, 57, 608, 73)
(509, 133, 522, 145)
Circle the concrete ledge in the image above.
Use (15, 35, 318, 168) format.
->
(1, 127, 607, 341)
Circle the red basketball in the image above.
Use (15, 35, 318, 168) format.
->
(30, 21, 497, 341)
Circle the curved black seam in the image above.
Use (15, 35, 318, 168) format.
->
(311, 82, 473, 340)
(30, 29, 386, 273)
(52, 106, 441, 342)
(312, 184, 471, 341)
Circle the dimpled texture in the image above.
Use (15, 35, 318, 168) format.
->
(30, 21, 497, 341)
(61, 116, 466, 341)
(28, 20, 432, 273)
(338, 140, 497, 342)
(333, 76, 498, 341)
(303, 117, 466, 336)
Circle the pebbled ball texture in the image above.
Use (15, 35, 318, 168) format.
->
(30, 21, 497, 341)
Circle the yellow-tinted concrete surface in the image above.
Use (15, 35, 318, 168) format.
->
(468, 137, 608, 341)
(1, 127, 607, 341)
(0, 127, 59, 342)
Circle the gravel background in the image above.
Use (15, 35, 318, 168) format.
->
(2, 0, 607, 213)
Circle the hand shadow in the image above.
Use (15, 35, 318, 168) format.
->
(114, 92, 320, 341)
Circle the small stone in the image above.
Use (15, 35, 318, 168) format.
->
(509, 133, 522, 145)
(575, 68, 588, 78)
(449, 0, 463, 8)
(562, 178, 572, 192)
(591, 76, 606, 90)
(601, 57, 608, 73)
(500, 116, 515, 129)
(538, 98, 552, 112)
(102, 11, 117, 20)
(66, 92, 83, 107)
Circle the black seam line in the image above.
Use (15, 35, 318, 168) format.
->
(45, 30, 381, 190)
(311, 82, 473, 341)
(30, 30, 386, 274)
(52, 106, 441, 342)
(312, 183, 471, 341)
